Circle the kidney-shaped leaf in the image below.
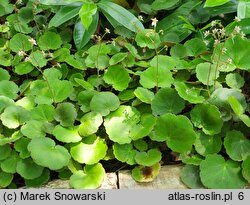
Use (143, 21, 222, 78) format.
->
(28, 137, 71, 170)
(70, 163, 105, 189)
(113, 143, 137, 165)
(54, 103, 77, 127)
(0, 80, 19, 99)
(52, 125, 82, 143)
(200, 154, 246, 188)
(135, 149, 162, 166)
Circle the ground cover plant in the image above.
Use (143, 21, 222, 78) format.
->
(0, 0, 250, 189)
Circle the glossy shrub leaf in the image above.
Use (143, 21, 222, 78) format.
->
(151, 88, 185, 116)
(0, 171, 13, 188)
(16, 158, 44, 180)
(184, 38, 207, 56)
(38, 31, 62, 50)
(151, 0, 180, 10)
(174, 82, 205, 103)
(224, 130, 250, 161)
(21, 120, 46, 139)
(204, 0, 230, 7)
(134, 87, 154, 104)
(135, 149, 162, 166)
(242, 156, 250, 183)
(195, 132, 222, 156)
(49, 6, 81, 28)
(200, 154, 246, 188)
(54, 103, 77, 127)
(196, 63, 219, 86)
(113, 143, 137, 165)
(152, 113, 196, 153)
(140, 66, 174, 89)
(52, 125, 82, 143)
(70, 163, 105, 189)
(28, 137, 70, 170)
(190, 104, 223, 135)
(225, 73, 245, 89)
(132, 163, 161, 182)
(73, 13, 99, 49)
(98, 1, 144, 32)
(78, 112, 103, 136)
(9, 33, 32, 52)
(90, 92, 120, 116)
(0, 80, 18, 99)
(237, 1, 250, 19)
(79, 2, 97, 30)
(103, 65, 130, 91)
(1, 106, 30, 129)
(180, 165, 204, 188)
(135, 29, 161, 49)
(71, 138, 108, 164)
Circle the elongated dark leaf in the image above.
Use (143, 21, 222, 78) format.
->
(98, 1, 144, 32)
(49, 6, 81, 28)
(39, 0, 82, 6)
(73, 12, 99, 50)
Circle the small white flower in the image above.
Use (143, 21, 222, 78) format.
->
(18, 50, 25, 56)
(204, 30, 210, 37)
(211, 20, 217, 27)
(151, 17, 158, 27)
(105, 28, 110, 34)
(203, 40, 209, 46)
(234, 16, 241, 22)
(212, 28, 218, 34)
(227, 58, 232, 64)
(138, 15, 144, 22)
(214, 39, 220, 46)
(16, 0, 23, 5)
(24, 56, 31, 62)
(222, 47, 227, 54)
(240, 31, 246, 39)
(28, 38, 37, 46)
(219, 28, 226, 36)
(234, 26, 241, 33)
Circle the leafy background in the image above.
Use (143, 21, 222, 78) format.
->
(0, 0, 250, 189)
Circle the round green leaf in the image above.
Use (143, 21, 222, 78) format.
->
(21, 120, 46, 139)
(242, 156, 250, 183)
(150, 55, 176, 70)
(78, 90, 96, 113)
(134, 87, 154, 104)
(1, 106, 30, 129)
(209, 88, 247, 121)
(103, 65, 130, 91)
(180, 165, 204, 188)
(15, 62, 34, 75)
(78, 112, 103, 136)
(151, 88, 185, 116)
(113, 143, 137, 165)
(38, 31, 62, 50)
(0, 144, 11, 160)
(195, 132, 222, 156)
(170, 44, 187, 58)
(1, 151, 19, 174)
(70, 163, 105, 189)
(179, 153, 203, 166)
(140, 66, 174, 89)
(109, 52, 127, 65)
(135, 29, 161, 49)
(135, 149, 162, 166)
(54, 103, 77, 127)
(0, 171, 13, 188)
(0, 68, 10, 80)
(0, 80, 19, 99)
(9, 33, 32, 52)
(104, 106, 140, 144)
(225, 73, 245, 89)
(0, 96, 14, 113)
(184, 38, 206, 56)
(29, 51, 48, 67)
(133, 139, 148, 152)
(174, 81, 205, 103)
(90, 92, 120, 116)
(132, 163, 161, 183)
(16, 158, 44, 180)
(25, 168, 50, 188)
(30, 104, 55, 122)
(151, 113, 196, 153)
(196, 62, 219, 85)
(70, 137, 108, 164)
(190, 104, 223, 135)
(52, 125, 82, 143)
(14, 138, 30, 159)
(200, 154, 246, 188)
(28, 137, 71, 170)
(224, 130, 250, 161)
